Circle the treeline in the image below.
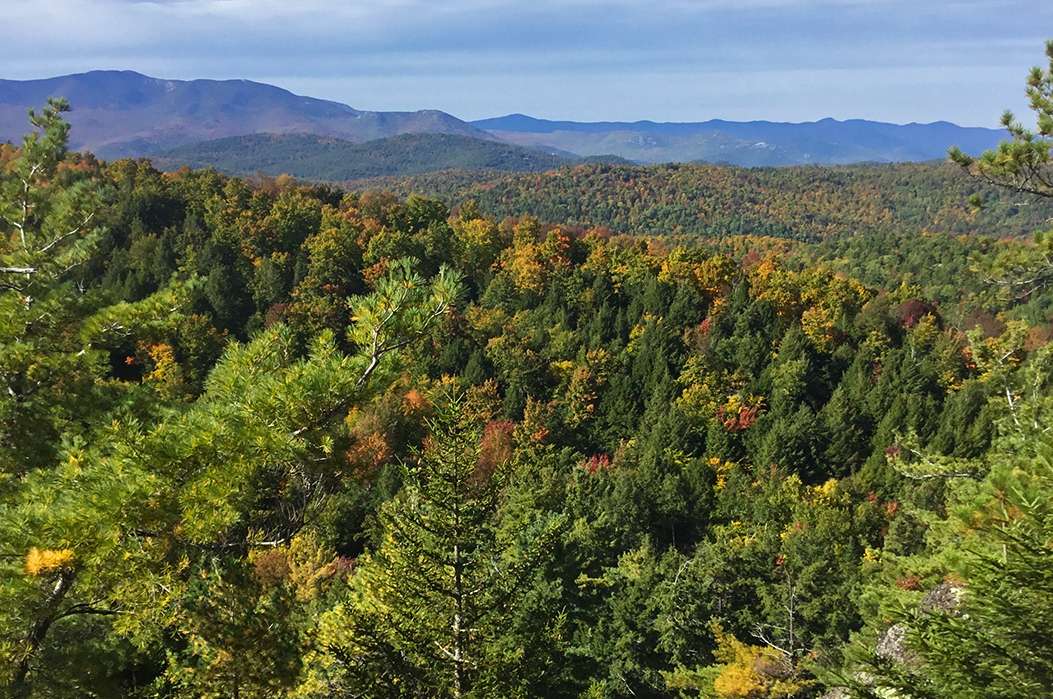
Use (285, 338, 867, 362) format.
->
(2, 102, 1052, 698)
(345, 161, 1053, 241)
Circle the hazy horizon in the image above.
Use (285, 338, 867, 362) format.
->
(0, 68, 1022, 131)
(2, 1, 1049, 128)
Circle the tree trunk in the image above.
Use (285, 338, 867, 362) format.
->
(452, 536, 465, 698)
(10, 570, 75, 699)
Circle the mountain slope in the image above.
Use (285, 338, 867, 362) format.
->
(472, 114, 1007, 166)
(343, 162, 1053, 240)
(0, 71, 489, 158)
(0, 70, 1009, 166)
(153, 132, 577, 180)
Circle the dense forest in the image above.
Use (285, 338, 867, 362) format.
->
(2, 42, 1053, 699)
(154, 133, 581, 181)
(344, 161, 1053, 241)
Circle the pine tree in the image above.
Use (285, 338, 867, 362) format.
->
(0, 99, 102, 293)
(1, 253, 462, 698)
(301, 395, 564, 697)
(950, 39, 1053, 200)
(949, 39, 1053, 299)
(842, 433, 1053, 698)
(835, 347, 1053, 698)
(0, 100, 108, 474)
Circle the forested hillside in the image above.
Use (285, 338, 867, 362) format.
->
(154, 132, 577, 180)
(345, 161, 1053, 240)
(2, 44, 1053, 699)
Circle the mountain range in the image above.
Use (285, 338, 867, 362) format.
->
(471, 114, 1008, 166)
(0, 70, 488, 158)
(0, 70, 1008, 170)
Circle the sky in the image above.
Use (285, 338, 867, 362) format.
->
(1, 0, 1050, 126)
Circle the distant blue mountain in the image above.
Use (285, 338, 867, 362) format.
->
(0, 71, 1008, 167)
(471, 114, 1006, 166)
(0, 71, 489, 158)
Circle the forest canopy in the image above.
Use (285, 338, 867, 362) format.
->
(2, 48, 1053, 699)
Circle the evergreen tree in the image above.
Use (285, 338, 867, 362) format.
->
(950, 40, 1053, 200)
(300, 396, 564, 697)
(842, 433, 1053, 698)
(836, 346, 1053, 698)
(0, 100, 108, 474)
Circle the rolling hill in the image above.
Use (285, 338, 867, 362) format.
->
(471, 114, 1008, 166)
(343, 161, 1053, 240)
(0, 71, 489, 158)
(152, 132, 578, 180)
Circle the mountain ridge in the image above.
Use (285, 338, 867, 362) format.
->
(0, 70, 490, 158)
(0, 70, 1010, 166)
(473, 113, 991, 130)
(470, 113, 1007, 166)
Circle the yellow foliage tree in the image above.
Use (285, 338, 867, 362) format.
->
(665, 623, 812, 699)
(24, 548, 75, 577)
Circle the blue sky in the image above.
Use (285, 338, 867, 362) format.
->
(2, 0, 1050, 126)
